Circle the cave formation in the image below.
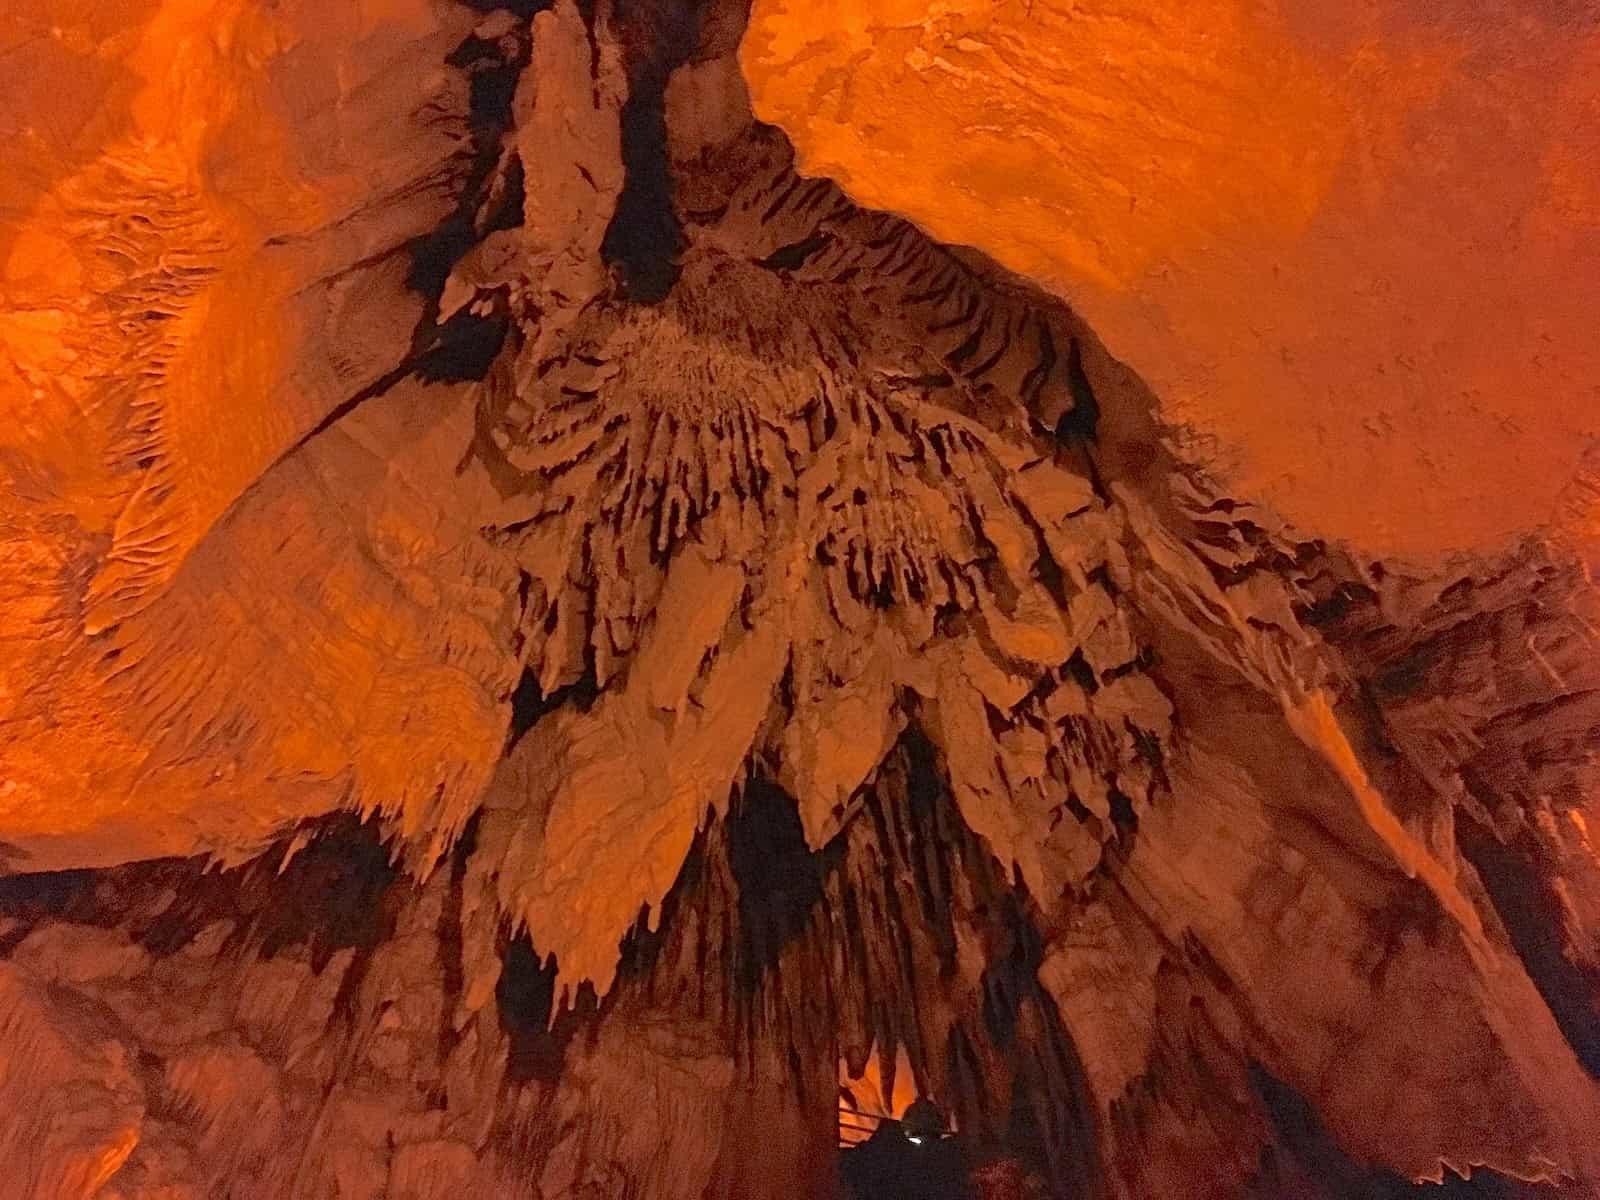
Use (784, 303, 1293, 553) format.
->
(2, 0, 1598, 1197)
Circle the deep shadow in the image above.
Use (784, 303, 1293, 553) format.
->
(0, 813, 404, 977)
(505, 662, 601, 748)
(496, 926, 595, 1083)
(727, 775, 827, 991)
(841, 1122, 973, 1200)
(1457, 817, 1600, 1077)
(602, 71, 684, 303)
(1249, 1063, 1562, 1198)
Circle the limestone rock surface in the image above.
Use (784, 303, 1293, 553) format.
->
(1, 1, 1597, 1198)
(741, 0, 1600, 562)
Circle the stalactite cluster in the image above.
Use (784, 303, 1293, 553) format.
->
(1, 0, 1597, 1197)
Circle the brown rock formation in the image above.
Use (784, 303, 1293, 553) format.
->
(1, 1, 1596, 1197)
(741, 0, 1600, 562)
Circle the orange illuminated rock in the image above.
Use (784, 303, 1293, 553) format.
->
(1, 0, 496, 869)
(1, 1, 1598, 1197)
(742, 0, 1600, 562)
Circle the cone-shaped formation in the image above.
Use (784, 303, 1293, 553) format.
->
(1, 1, 1598, 1197)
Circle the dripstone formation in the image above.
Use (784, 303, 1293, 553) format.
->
(1, 1, 1597, 1197)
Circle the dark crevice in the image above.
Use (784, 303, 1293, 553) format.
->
(1085, 563, 1118, 596)
(483, 151, 527, 236)
(1248, 1063, 1559, 1198)
(436, 812, 479, 1065)
(1100, 644, 1155, 685)
(1019, 318, 1057, 413)
(0, 814, 403, 978)
(1457, 819, 1600, 1076)
(496, 927, 592, 1084)
(600, 0, 710, 302)
(216, 816, 404, 983)
(408, 19, 532, 324)
(757, 230, 835, 273)
(1064, 649, 1100, 696)
(727, 776, 827, 992)
(1297, 580, 1380, 629)
(505, 663, 601, 749)
(602, 69, 684, 303)
(414, 306, 510, 383)
(1372, 640, 1443, 699)
(457, 0, 551, 15)
(901, 726, 960, 970)
(576, 0, 600, 79)
(1106, 779, 1138, 846)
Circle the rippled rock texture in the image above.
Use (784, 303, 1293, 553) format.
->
(2, 1, 1597, 1197)
(742, 0, 1600, 561)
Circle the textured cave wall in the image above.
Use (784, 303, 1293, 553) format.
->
(2, 0, 504, 869)
(741, 0, 1600, 564)
(1, 1, 1599, 1198)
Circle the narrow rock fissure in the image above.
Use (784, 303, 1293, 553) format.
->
(1458, 818, 1600, 1077)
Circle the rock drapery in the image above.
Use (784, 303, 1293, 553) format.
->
(2, 1, 1597, 1197)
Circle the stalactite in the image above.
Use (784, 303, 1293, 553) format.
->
(2, 0, 1597, 1197)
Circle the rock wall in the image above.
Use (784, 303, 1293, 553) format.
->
(1, 1, 1596, 1197)
(742, 0, 1600, 563)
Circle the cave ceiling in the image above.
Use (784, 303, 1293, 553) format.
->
(1, 0, 1597, 1197)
